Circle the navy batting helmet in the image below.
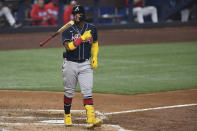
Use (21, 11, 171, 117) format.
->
(72, 5, 86, 22)
(72, 5, 85, 15)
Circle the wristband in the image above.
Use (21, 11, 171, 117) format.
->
(74, 38, 83, 47)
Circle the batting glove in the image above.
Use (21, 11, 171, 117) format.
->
(91, 57, 98, 69)
(81, 30, 92, 41)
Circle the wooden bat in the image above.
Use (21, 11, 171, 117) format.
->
(40, 21, 74, 47)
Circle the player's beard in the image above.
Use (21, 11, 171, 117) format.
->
(74, 14, 85, 25)
(79, 14, 85, 21)
(74, 20, 80, 25)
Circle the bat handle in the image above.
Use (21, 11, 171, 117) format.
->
(39, 33, 58, 47)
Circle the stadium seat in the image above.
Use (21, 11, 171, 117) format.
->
(98, 7, 115, 24)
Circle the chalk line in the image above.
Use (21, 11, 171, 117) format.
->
(105, 103, 197, 115)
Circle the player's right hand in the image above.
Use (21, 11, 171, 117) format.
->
(91, 57, 98, 69)
(81, 30, 92, 41)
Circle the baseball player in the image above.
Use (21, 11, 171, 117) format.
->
(0, 0, 21, 28)
(63, 0, 77, 25)
(45, 0, 58, 26)
(61, 5, 103, 129)
(126, 0, 158, 23)
(30, 0, 53, 26)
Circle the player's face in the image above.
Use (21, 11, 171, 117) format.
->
(74, 13, 83, 23)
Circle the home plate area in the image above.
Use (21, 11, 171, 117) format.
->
(0, 108, 131, 131)
(0, 90, 197, 131)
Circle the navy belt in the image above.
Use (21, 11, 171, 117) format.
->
(67, 59, 88, 63)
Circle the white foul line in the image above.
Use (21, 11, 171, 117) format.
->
(105, 103, 197, 115)
(1, 104, 197, 131)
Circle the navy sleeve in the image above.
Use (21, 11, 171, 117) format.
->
(62, 28, 72, 44)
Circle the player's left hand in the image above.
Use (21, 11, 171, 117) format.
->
(91, 57, 98, 69)
(81, 30, 92, 41)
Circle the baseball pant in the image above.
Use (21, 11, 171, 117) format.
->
(62, 59, 93, 99)
(181, 9, 190, 22)
(0, 7, 16, 26)
(133, 6, 158, 23)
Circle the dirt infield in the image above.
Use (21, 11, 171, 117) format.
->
(0, 89, 197, 131)
(0, 27, 197, 130)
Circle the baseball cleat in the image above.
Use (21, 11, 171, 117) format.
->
(86, 118, 103, 129)
(94, 118, 103, 127)
(64, 113, 72, 126)
(85, 105, 103, 129)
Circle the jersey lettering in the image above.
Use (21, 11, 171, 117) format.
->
(48, 9, 58, 16)
(72, 34, 80, 41)
(38, 12, 47, 17)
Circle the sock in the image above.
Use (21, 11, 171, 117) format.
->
(64, 96, 72, 114)
(83, 96, 93, 106)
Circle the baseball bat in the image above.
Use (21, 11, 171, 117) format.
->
(40, 21, 74, 47)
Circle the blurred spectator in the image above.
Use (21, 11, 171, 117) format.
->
(0, 0, 21, 28)
(181, 8, 190, 22)
(180, 0, 192, 22)
(168, 0, 196, 22)
(30, 0, 53, 26)
(63, 0, 77, 24)
(45, 0, 58, 26)
(127, 0, 158, 23)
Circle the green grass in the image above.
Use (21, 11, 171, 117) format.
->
(0, 42, 197, 94)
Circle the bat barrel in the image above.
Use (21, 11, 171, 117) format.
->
(39, 21, 74, 47)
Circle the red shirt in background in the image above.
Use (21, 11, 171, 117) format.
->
(126, 0, 144, 8)
(63, 5, 73, 25)
(45, 2, 58, 26)
(30, 4, 50, 26)
(134, 0, 144, 7)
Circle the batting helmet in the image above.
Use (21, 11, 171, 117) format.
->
(72, 5, 85, 15)
(72, 5, 86, 22)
